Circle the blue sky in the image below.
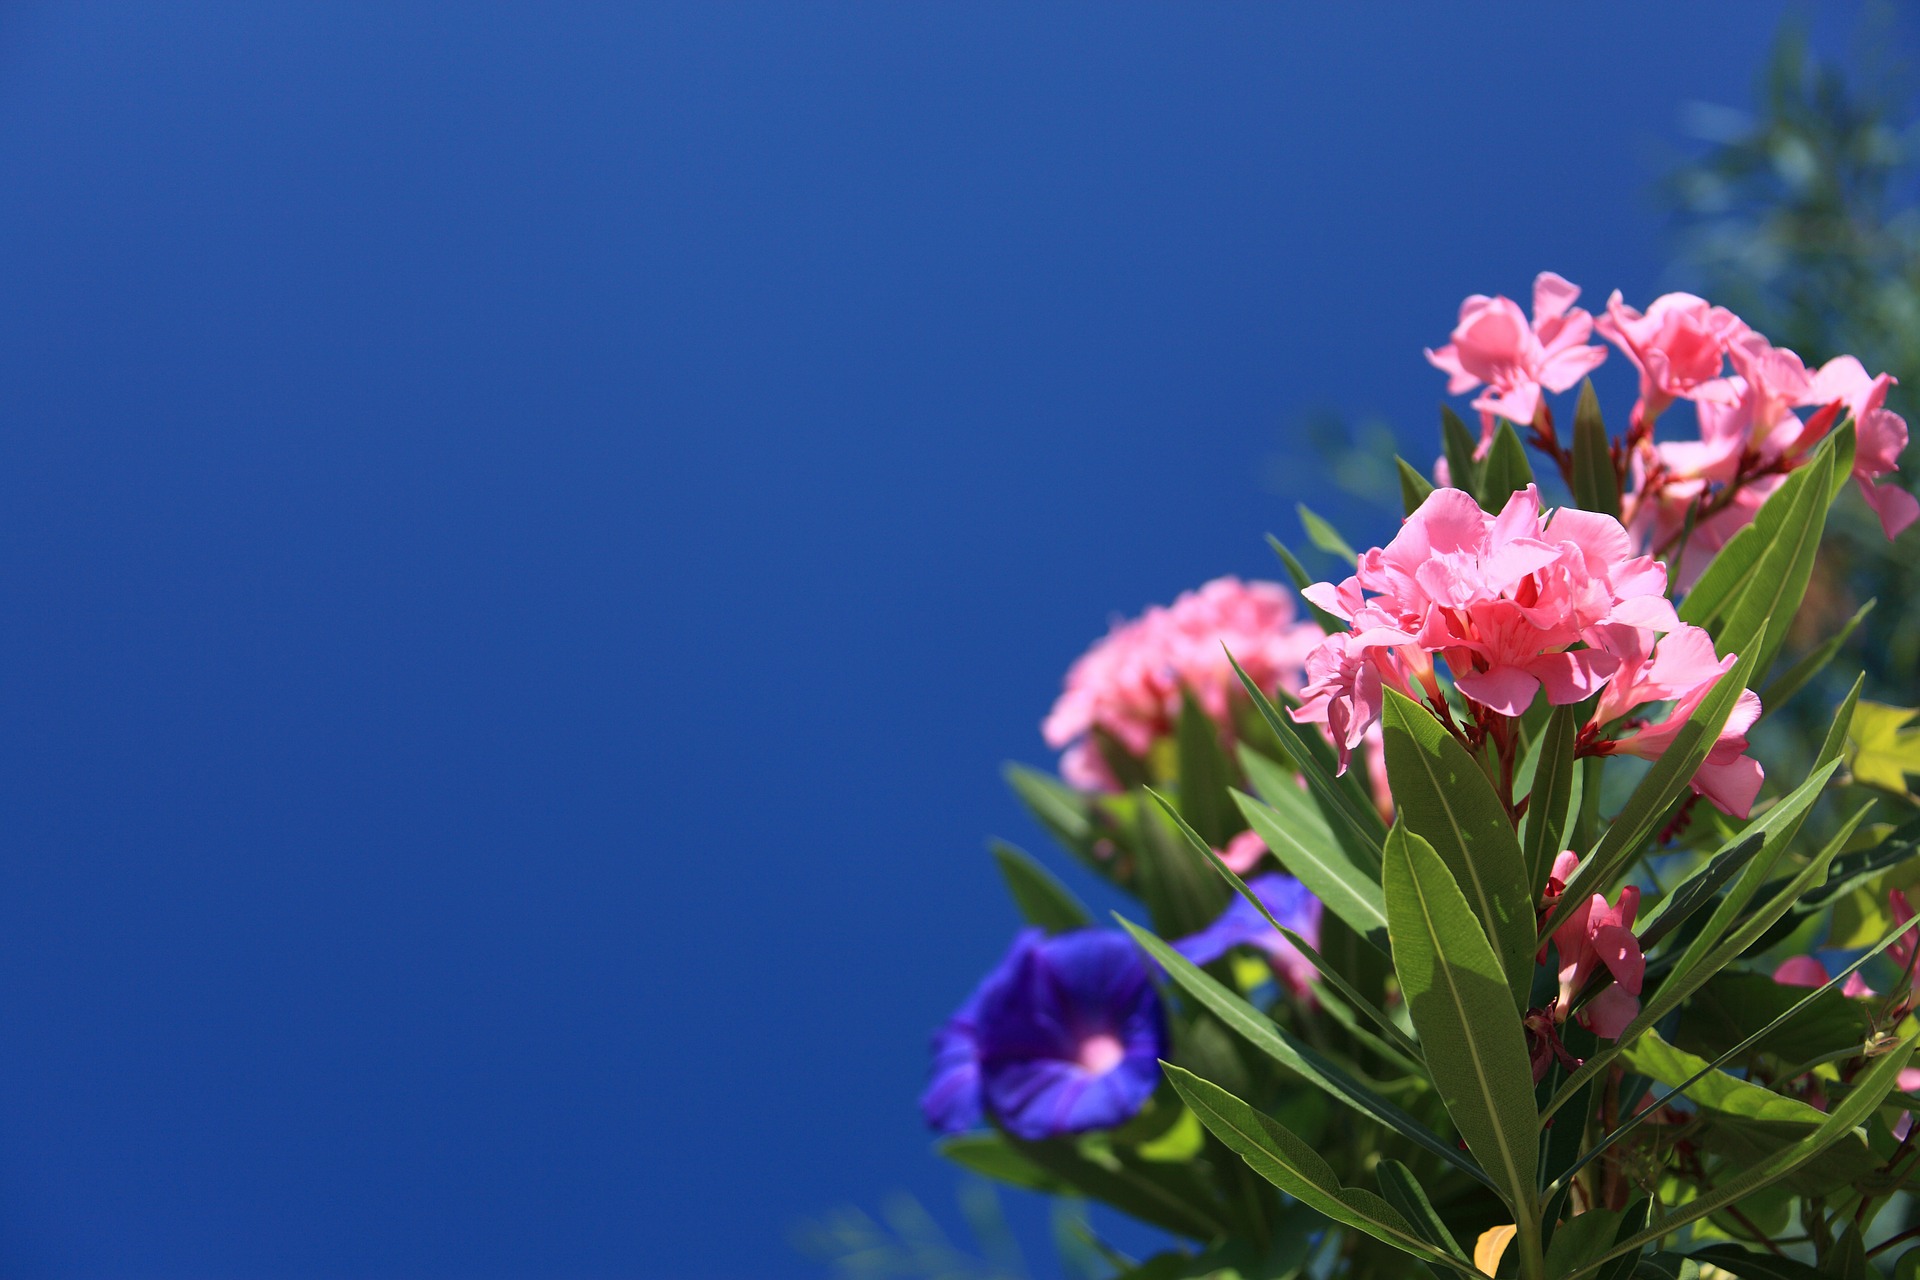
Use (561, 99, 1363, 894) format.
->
(0, 3, 1874, 1276)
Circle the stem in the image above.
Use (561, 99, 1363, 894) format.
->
(1514, 1211, 1548, 1280)
(1868, 1223, 1920, 1260)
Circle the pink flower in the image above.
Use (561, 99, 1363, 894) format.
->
(1806, 356, 1920, 539)
(1425, 272, 1609, 445)
(1595, 291, 1743, 428)
(1044, 578, 1324, 791)
(1218, 829, 1267, 875)
(1549, 854, 1644, 1039)
(1772, 955, 1874, 999)
(1295, 486, 1677, 748)
(1589, 623, 1764, 818)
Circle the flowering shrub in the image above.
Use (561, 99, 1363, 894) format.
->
(918, 275, 1920, 1278)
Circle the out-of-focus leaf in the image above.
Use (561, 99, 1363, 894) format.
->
(1381, 690, 1534, 1006)
(1571, 380, 1620, 519)
(1297, 503, 1357, 566)
(1686, 1244, 1827, 1280)
(990, 840, 1092, 933)
(936, 1132, 1063, 1192)
(1543, 1208, 1622, 1280)
(1398, 457, 1436, 515)
(1799, 813, 1920, 911)
(1672, 970, 1871, 1064)
(1758, 599, 1874, 716)
(1847, 700, 1920, 801)
(1621, 1030, 1827, 1125)
(1231, 790, 1387, 948)
(1004, 763, 1109, 873)
(1175, 691, 1236, 847)
(1477, 420, 1534, 512)
(1163, 1065, 1475, 1273)
(1132, 796, 1230, 939)
(1002, 1131, 1227, 1242)
(1265, 534, 1347, 635)
(1376, 1159, 1468, 1267)
(1120, 916, 1482, 1185)
(1382, 824, 1539, 1219)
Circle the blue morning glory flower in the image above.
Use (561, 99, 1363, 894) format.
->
(1172, 873, 1322, 996)
(920, 929, 1168, 1140)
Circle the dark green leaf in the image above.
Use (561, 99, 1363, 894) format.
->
(936, 1132, 1062, 1192)
(1174, 691, 1235, 847)
(989, 840, 1093, 933)
(1544, 1208, 1623, 1280)
(1229, 653, 1387, 855)
(1632, 830, 1766, 953)
(1759, 599, 1874, 716)
(1383, 824, 1540, 1218)
(1120, 916, 1483, 1185)
(1522, 705, 1580, 901)
(1441, 405, 1483, 496)
(1376, 1160, 1467, 1262)
(1004, 763, 1108, 872)
(1687, 1245, 1828, 1280)
(1548, 643, 1763, 934)
(1478, 419, 1535, 512)
(1131, 797, 1230, 938)
(1381, 689, 1535, 1006)
(1000, 1131, 1228, 1241)
(1571, 380, 1619, 519)
(1162, 1064, 1475, 1272)
(1398, 457, 1436, 515)
(1232, 789, 1388, 946)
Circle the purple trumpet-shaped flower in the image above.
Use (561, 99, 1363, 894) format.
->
(1172, 873, 1322, 997)
(919, 929, 1168, 1140)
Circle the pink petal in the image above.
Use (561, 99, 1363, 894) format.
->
(1773, 956, 1830, 988)
(1580, 984, 1640, 1039)
(1455, 665, 1541, 717)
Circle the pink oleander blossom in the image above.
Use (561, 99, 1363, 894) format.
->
(1425, 272, 1608, 446)
(1806, 356, 1920, 538)
(1043, 577, 1323, 791)
(1773, 955, 1874, 999)
(1595, 291, 1742, 428)
(1548, 851, 1644, 1039)
(1294, 485, 1677, 744)
(1587, 622, 1764, 818)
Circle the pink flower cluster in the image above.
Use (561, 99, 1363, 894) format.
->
(1428, 275, 1917, 586)
(1425, 272, 1609, 444)
(1043, 578, 1323, 792)
(1292, 485, 1765, 817)
(1611, 294, 1919, 577)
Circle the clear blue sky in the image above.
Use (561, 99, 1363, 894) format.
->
(0, 3, 1874, 1276)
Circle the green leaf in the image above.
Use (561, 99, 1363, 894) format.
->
(1162, 1064, 1476, 1274)
(1004, 763, 1108, 872)
(1383, 824, 1540, 1217)
(1686, 1245, 1828, 1280)
(1523, 705, 1580, 902)
(1174, 691, 1236, 847)
(1265, 535, 1347, 635)
(1119, 916, 1485, 1186)
(1571, 1034, 1918, 1279)
(1710, 443, 1837, 681)
(1298, 503, 1357, 566)
(1131, 796, 1230, 938)
(1544, 1208, 1623, 1280)
(990, 840, 1093, 933)
(1381, 689, 1535, 1006)
(1548, 643, 1763, 934)
(1376, 1159, 1468, 1266)
(1441, 405, 1484, 496)
(1620, 1030, 1827, 1125)
(1758, 599, 1874, 716)
(1631, 830, 1766, 953)
(1847, 700, 1920, 801)
(1001, 1131, 1228, 1241)
(1571, 380, 1619, 519)
(936, 1132, 1062, 1192)
(1799, 813, 1920, 912)
(1232, 789, 1388, 947)
(1478, 419, 1535, 512)
(1229, 653, 1387, 854)
(1398, 457, 1437, 515)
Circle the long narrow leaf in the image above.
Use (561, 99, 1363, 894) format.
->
(1398, 458, 1436, 515)
(1522, 705, 1579, 901)
(1121, 916, 1484, 1186)
(1571, 380, 1619, 519)
(1759, 600, 1874, 716)
(1384, 824, 1540, 1218)
(1383, 690, 1535, 1005)
(1266, 535, 1348, 635)
(1232, 789, 1389, 947)
(1163, 1065, 1478, 1275)
(1298, 504, 1357, 566)
(1229, 651, 1387, 852)
(990, 840, 1093, 933)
